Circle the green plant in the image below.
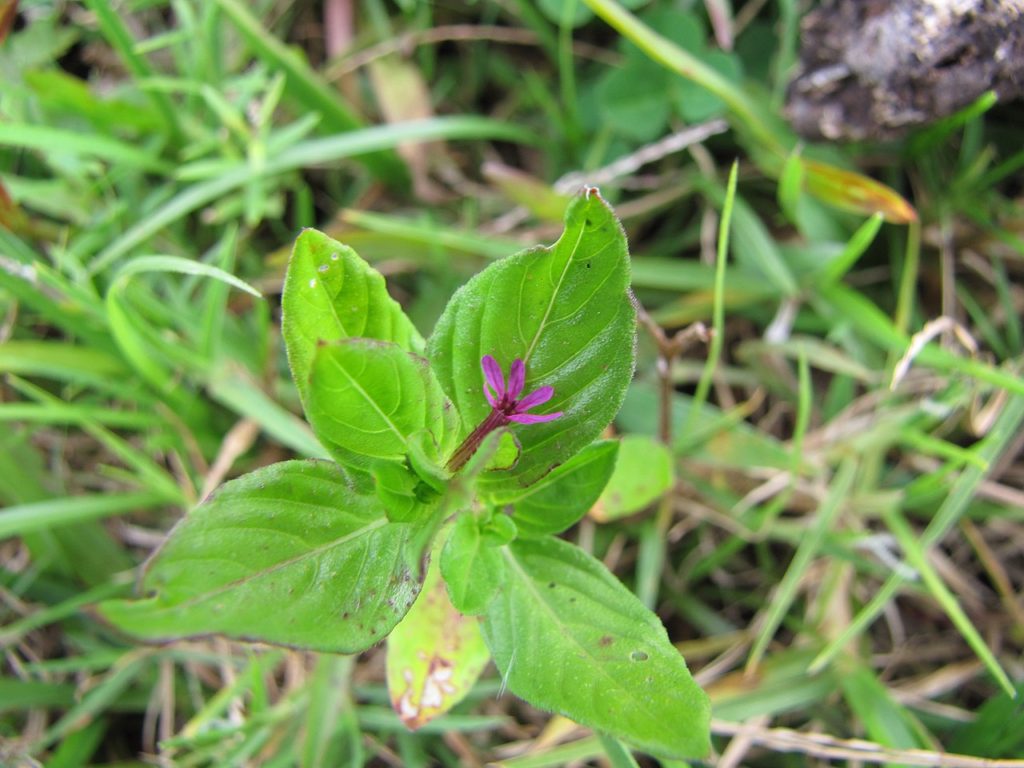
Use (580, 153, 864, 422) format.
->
(98, 191, 710, 759)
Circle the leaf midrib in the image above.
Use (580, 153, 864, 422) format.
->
(151, 516, 391, 612)
(500, 545, 668, 727)
(522, 220, 587, 364)
(326, 351, 410, 448)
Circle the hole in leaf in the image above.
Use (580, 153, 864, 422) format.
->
(630, 650, 649, 662)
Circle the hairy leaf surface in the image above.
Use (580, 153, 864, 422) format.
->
(594, 435, 673, 521)
(428, 189, 635, 486)
(98, 461, 427, 653)
(387, 551, 490, 730)
(481, 537, 709, 758)
(306, 339, 456, 467)
(492, 440, 618, 537)
(440, 513, 505, 615)
(283, 229, 424, 406)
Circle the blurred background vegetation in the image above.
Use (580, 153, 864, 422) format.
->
(2, 0, 1023, 765)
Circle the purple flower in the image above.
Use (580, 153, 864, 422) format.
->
(481, 355, 563, 424)
(446, 355, 563, 472)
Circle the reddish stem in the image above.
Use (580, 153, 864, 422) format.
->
(446, 409, 510, 473)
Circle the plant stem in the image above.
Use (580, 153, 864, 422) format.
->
(446, 410, 508, 473)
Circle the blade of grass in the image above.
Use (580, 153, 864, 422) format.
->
(177, 651, 284, 741)
(746, 456, 856, 673)
(0, 341, 129, 384)
(477, 736, 603, 767)
(89, 116, 537, 273)
(837, 658, 926, 751)
(686, 160, 737, 438)
(598, 735, 641, 768)
(0, 124, 171, 172)
(339, 209, 520, 261)
(0, 403, 158, 429)
(728, 192, 798, 295)
(816, 213, 884, 286)
(810, 391, 1024, 674)
(710, 649, 839, 721)
(103, 255, 261, 393)
(43, 719, 107, 768)
(206, 366, 329, 460)
(556, 0, 582, 149)
(818, 284, 1024, 397)
(0, 578, 130, 646)
(7, 375, 188, 503)
(199, 226, 239, 363)
(893, 219, 922, 337)
(991, 256, 1023, 355)
(0, 680, 76, 712)
(883, 506, 1015, 696)
(0, 492, 168, 539)
(302, 655, 362, 768)
(899, 428, 989, 470)
(214, 0, 403, 183)
(33, 651, 150, 751)
(81, 0, 183, 139)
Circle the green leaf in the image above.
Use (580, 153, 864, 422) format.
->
(595, 435, 673, 522)
(282, 229, 424, 407)
(537, 0, 594, 27)
(950, 681, 1024, 757)
(671, 49, 742, 122)
(110, 254, 262, 297)
(0, 123, 172, 173)
(596, 55, 671, 142)
(0, 492, 168, 539)
(440, 514, 505, 615)
(428, 190, 636, 487)
(727, 193, 798, 296)
(387, 547, 490, 730)
(97, 460, 428, 653)
(493, 440, 618, 537)
(618, 383, 794, 470)
(814, 213, 885, 286)
(482, 538, 710, 758)
(778, 147, 806, 225)
(839, 662, 927, 751)
(373, 460, 441, 524)
(305, 339, 456, 468)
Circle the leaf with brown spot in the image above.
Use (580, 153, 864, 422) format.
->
(97, 460, 427, 653)
(482, 537, 710, 757)
(386, 546, 490, 730)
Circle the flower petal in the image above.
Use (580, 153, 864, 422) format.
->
(514, 385, 554, 411)
(483, 385, 499, 409)
(507, 358, 526, 400)
(481, 354, 505, 402)
(508, 410, 563, 424)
